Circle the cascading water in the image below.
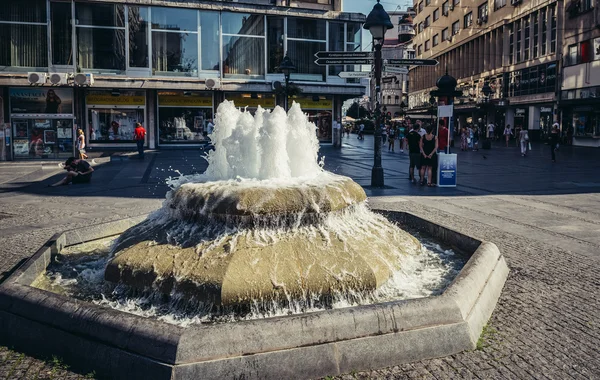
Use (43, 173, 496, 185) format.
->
(33, 101, 466, 325)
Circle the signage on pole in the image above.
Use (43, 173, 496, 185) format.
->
(383, 66, 409, 74)
(314, 58, 373, 66)
(315, 51, 374, 59)
(385, 59, 438, 66)
(338, 71, 371, 78)
(437, 105, 453, 118)
(437, 153, 457, 187)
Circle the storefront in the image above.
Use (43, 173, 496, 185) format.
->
(9, 88, 75, 160)
(157, 91, 213, 145)
(290, 95, 333, 144)
(223, 93, 276, 112)
(86, 90, 146, 147)
(514, 107, 529, 132)
(560, 88, 600, 147)
(538, 106, 554, 141)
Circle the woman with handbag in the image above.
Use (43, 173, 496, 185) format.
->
(519, 128, 529, 157)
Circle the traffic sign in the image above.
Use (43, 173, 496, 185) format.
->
(384, 66, 409, 74)
(386, 59, 438, 66)
(338, 71, 371, 78)
(315, 51, 374, 59)
(314, 58, 373, 66)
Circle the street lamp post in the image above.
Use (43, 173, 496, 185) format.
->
(481, 81, 493, 137)
(364, 0, 393, 188)
(279, 54, 297, 112)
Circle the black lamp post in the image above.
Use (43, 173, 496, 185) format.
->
(481, 80, 492, 137)
(430, 68, 461, 153)
(279, 54, 297, 112)
(429, 95, 438, 128)
(364, 0, 393, 188)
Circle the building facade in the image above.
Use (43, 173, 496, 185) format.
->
(0, 0, 365, 160)
(409, 0, 561, 141)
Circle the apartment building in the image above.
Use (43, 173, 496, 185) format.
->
(0, 0, 365, 161)
(409, 0, 561, 141)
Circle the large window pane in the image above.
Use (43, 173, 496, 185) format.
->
(0, 24, 47, 68)
(347, 23, 362, 45)
(200, 11, 219, 71)
(0, 0, 46, 23)
(223, 36, 265, 78)
(76, 3, 124, 27)
(288, 40, 325, 81)
(287, 18, 326, 40)
(51, 2, 73, 65)
(222, 13, 264, 36)
(158, 107, 212, 144)
(129, 7, 149, 68)
(328, 22, 344, 76)
(152, 32, 198, 75)
(89, 109, 144, 142)
(267, 16, 284, 73)
(77, 28, 125, 72)
(151, 7, 197, 32)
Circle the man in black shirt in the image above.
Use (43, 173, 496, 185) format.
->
(50, 157, 94, 187)
(406, 124, 423, 184)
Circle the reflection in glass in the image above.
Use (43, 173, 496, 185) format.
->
(287, 18, 326, 40)
(88, 109, 144, 142)
(51, 2, 72, 65)
(151, 7, 197, 32)
(152, 32, 198, 75)
(267, 16, 284, 73)
(76, 3, 124, 27)
(159, 108, 212, 144)
(0, 24, 47, 68)
(222, 12, 264, 36)
(200, 12, 219, 71)
(288, 40, 325, 81)
(328, 22, 344, 76)
(307, 110, 332, 143)
(77, 28, 126, 72)
(347, 23, 362, 45)
(223, 36, 265, 78)
(11, 119, 73, 159)
(0, 0, 46, 22)
(129, 7, 149, 68)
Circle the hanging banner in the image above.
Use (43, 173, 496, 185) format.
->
(9, 88, 73, 116)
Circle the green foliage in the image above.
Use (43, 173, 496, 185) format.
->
(476, 324, 498, 351)
(274, 83, 303, 97)
(346, 102, 371, 119)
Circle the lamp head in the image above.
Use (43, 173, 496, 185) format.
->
(279, 54, 297, 77)
(364, 0, 393, 42)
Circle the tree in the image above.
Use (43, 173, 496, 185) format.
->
(347, 103, 371, 119)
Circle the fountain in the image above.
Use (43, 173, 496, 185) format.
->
(0, 101, 509, 380)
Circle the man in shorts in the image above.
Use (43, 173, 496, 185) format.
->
(406, 124, 423, 184)
(50, 157, 94, 187)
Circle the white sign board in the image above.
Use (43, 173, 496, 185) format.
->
(383, 66, 409, 74)
(437, 105, 454, 118)
(338, 71, 370, 79)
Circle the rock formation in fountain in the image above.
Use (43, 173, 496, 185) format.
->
(105, 101, 420, 306)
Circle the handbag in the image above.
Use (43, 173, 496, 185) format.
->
(528, 142, 532, 151)
(524, 132, 529, 141)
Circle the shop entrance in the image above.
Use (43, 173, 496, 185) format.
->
(12, 119, 74, 160)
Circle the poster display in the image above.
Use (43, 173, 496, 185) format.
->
(9, 88, 73, 116)
(437, 153, 457, 187)
(13, 139, 30, 156)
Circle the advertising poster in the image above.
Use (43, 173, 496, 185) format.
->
(9, 88, 73, 116)
(44, 130, 56, 144)
(437, 153, 457, 187)
(13, 139, 30, 156)
(14, 121, 28, 138)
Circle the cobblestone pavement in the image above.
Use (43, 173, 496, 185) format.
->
(0, 140, 599, 379)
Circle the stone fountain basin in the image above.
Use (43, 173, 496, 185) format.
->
(0, 211, 508, 380)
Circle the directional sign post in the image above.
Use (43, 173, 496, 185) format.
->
(314, 58, 373, 66)
(314, 51, 374, 59)
(385, 58, 438, 66)
(383, 66, 409, 74)
(338, 71, 371, 79)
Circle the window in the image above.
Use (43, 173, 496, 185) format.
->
(494, 0, 507, 10)
(418, 44, 423, 55)
(268, 16, 285, 73)
(433, 34, 439, 46)
(550, 5, 557, 53)
(222, 13, 266, 79)
(419, 2, 424, 12)
(524, 16, 530, 60)
(442, 27, 449, 41)
(346, 23, 362, 78)
(533, 11, 539, 58)
(152, 7, 198, 76)
(581, 0, 594, 13)
(508, 24, 514, 64)
(581, 40, 592, 63)
(328, 22, 344, 76)
(453, 0, 460, 6)
(51, 2, 72, 66)
(434, 8, 440, 21)
(76, 3, 126, 73)
(541, 8, 547, 55)
(425, 40, 430, 51)
(129, 7, 149, 69)
(0, 0, 48, 69)
(464, 12, 473, 28)
(426, 0, 431, 5)
(418, 22, 424, 33)
(515, 19, 521, 62)
(425, 16, 431, 28)
(478, 3, 489, 20)
(443, 1, 449, 15)
(200, 12, 219, 71)
(452, 21, 460, 35)
(287, 18, 326, 81)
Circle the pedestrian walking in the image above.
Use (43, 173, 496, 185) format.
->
(519, 128, 529, 156)
(549, 123, 560, 162)
(460, 126, 468, 151)
(420, 125, 438, 187)
(514, 125, 522, 147)
(472, 125, 479, 151)
(407, 124, 423, 184)
(503, 124, 513, 147)
(388, 125, 396, 152)
(468, 125, 474, 151)
(382, 124, 388, 144)
(76, 129, 88, 160)
(358, 123, 364, 140)
(134, 122, 146, 159)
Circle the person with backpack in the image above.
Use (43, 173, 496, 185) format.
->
(134, 122, 146, 159)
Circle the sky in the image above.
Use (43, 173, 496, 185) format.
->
(343, 0, 409, 51)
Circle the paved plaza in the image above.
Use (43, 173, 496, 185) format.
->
(0, 136, 599, 379)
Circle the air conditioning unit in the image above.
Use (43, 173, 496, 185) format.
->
(48, 73, 69, 85)
(271, 81, 282, 91)
(27, 72, 47, 85)
(73, 73, 94, 86)
(205, 78, 221, 90)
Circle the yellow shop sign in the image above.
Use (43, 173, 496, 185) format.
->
(86, 94, 146, 106)
(289, 97, 332, 110)
(225, 95, 275, 109)
(158, 94, 212, 107)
